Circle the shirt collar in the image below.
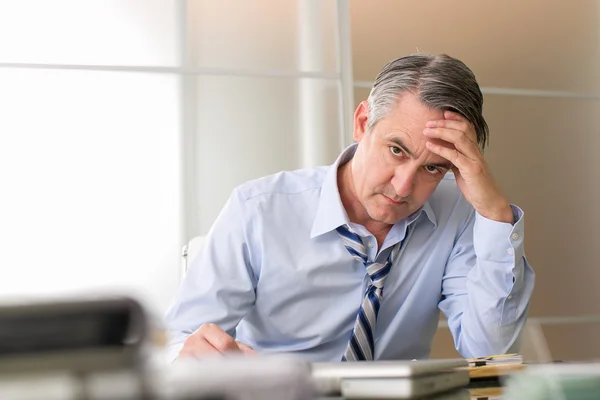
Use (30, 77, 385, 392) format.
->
(417, 200, 437, 227)
(310, 144, 355, 238)
(310, 144, 437, 239)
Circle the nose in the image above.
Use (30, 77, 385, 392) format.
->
(391, 167, 417, 198)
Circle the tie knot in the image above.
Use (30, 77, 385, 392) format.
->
(336, 225, 396, 287)
(336, 225, 368, 263)
(365, 260, 391, 288)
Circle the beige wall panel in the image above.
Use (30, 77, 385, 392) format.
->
(540, 323, 600, 361)
(354, 87, 370, 108)
(483, 95, 600, 318)
(431, 323, 600, 360)
(350, 0, 600, 93)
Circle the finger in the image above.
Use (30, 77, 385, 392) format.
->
(423, 127, 480, 160)
(425, 141, 467, 170)
(198, 323, 240, 354)
(236, 340, 257, 355)
(207, 334, 240, 354)
(179, 335, 222, 358)
(443, 111, 478, 141)
(425, 119, 475, 142)
(444, 110, 468, 122)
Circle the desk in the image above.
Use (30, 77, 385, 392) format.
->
(466, 363, 526, 399)
(469, 385, 503, 399)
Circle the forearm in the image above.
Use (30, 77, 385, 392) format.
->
(441, 206, 535, 357)
(163, 189, 258, 362)
(456, 256, 534, 357)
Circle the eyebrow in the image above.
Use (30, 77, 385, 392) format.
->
(428, 161, 453, 170)
(390, 138, 415, 158)
(390, 138, 453, 170)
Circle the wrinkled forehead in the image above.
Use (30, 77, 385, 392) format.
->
(371, 92, 454, 161)
(382, 129, 452, 166)
(376, 94, 445, 132)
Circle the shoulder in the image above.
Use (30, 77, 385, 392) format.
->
(431, 173, 462, 202)
(429, 173, 475, 223)
(234, 165, 329, 203)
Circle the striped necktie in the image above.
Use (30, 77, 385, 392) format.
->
(336, 225, 399, 361)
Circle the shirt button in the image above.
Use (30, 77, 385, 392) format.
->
(511, 233, 520, 240)
(508, 295, 513, 300)
(507, 248, 514, 255)
(368, 242, 374, 248)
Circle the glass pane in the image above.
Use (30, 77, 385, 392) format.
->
(195, 76, 341, 233)
(0, 0, 178, 66)
(483, 95, 600, 317)
(351, 0, 600, 93)
(0, 69, 182, 315)
(187, 0, 339, 73)
(430, 327, 461, 359)
(541, 323, 600, 361)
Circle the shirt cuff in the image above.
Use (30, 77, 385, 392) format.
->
(473, 205, 524, 262)
(164, 337, 185, 364)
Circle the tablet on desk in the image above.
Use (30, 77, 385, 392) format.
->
(311, 358, 468, 396)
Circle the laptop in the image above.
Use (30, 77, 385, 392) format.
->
(311, 358, 469, 398)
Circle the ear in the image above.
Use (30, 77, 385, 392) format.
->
(353, 100, 369, 142)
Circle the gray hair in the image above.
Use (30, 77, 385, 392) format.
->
(367, 54, 489, 149)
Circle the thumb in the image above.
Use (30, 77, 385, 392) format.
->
(235, 340, 257, 355)
(451, 165, 461, 177)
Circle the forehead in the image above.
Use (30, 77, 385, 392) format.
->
(377, 92, 444, 136)
(375, 93, 449, 164)
(386, 92, 445, 127)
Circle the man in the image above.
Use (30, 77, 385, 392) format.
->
(165, 54, 535, 362)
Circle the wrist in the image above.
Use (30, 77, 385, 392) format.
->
(478, 202, 514, 224)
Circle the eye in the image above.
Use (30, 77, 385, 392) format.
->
(424, 165, 441, 175)
(389, 146, 404, 157)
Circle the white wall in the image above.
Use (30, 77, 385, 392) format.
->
(0, 0, 346, 317)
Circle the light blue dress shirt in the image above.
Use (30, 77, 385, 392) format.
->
(165, 144, 535, 362)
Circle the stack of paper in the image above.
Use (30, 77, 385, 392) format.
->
(467, 353, 523, 367)
(466, 354, 526, 381)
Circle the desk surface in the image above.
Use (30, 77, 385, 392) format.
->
(469, 386, 503, 399)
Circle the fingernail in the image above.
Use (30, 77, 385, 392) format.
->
(423, 128, 433, 135)
(425, 121, 436, 127)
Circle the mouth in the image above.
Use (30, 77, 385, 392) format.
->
(381, 194, 406, 206)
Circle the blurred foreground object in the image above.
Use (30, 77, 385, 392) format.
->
(0, 297, 315, 400)
(154, 356, 315, 400)
(0, 297, 148, 374)
(503, 363, 600, 400)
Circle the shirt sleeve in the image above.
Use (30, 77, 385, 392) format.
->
(163, 188, 257, 362)
(438, 204, 535, 357)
